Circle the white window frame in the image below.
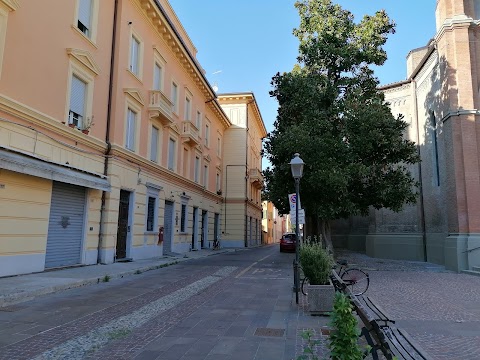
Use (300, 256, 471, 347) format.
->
(68, 74, 87, 128)
(196, 111, 202, 135)
(125, 108, 137, 151)
(73, 0, 99, 43)
(150, 125, 160, 163)
(184, 96, 191, 122)
(183, 147, 190, 178)
(0, 2, 19, 80)
(216, 172, 221, 192)
(205, 121, 210, 147)
(217, 136, 222, 157)
(168, 136, 177, 171)
(203, 164, 209, 189)
(171, 81, 179, 114)
(65, 58, 95, 129)
(129, 29, 143, 80)
(194, 155, 200, 183)
(145, 184, 161, 233)
(152, 48, 166, 91)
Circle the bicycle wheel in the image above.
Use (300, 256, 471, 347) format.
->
(301, 276, 310, 296)
(341, 268, 369, 296)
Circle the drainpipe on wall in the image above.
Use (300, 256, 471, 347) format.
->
(97, 0, 118, 264)
(412, 78, 428, 262)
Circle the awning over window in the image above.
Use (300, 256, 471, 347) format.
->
(0, 146, 111, 192)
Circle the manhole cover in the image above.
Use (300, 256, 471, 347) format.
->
(254, 327, 285, 337)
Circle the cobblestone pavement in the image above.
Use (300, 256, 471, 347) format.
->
(0, 246, 329, 360)
(336, 249, 480, 360)
(1, 247, 479, 359)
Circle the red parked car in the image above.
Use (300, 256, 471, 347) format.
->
(279, 233, 297, 252)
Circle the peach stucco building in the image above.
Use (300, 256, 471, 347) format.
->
(261, 201, 284, 245)
(0, 0, 265, 277)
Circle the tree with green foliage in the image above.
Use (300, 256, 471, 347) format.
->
(263, 0, 420, 250)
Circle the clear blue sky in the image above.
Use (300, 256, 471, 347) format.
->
(169, 0, 436, 137)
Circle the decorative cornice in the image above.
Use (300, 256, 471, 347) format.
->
(109, 144, 222, 202)
(217, 93, 267, 136)
(66, 48, 101, 75)
(379, 82, 411, 94)
(0, 94, 106, 153)
(136, 0, 231, 129)
(0, 0, 19, 11)
(435, 15, 476, 41)
(124, 88, 145, 107)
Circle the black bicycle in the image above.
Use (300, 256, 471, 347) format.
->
(301, 259, 369, 296)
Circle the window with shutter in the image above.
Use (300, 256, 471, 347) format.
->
(130, 35, 140, 75)
(153, 63, 162, 90)
(69, 75, 86, 127)
(203, 164, 208, 189)
(146, 196, 156, 231)
(183, 148, 189, 177)
(194, 156, 200, 183)
(126, 109, 136, 151)
(78, 0, 92, 37)
(180, 204, 187, 232)
(171, 82, 178, 113)
(150, 126, 159, 162)
(196, 111, 202, 132)
(168, 138, 176, 170)
(185, 97, 191, 121)
(205, 124, 210, 147)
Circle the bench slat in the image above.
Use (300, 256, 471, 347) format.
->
(395, 328, 434, 360)
(330, 266, 432, 360)
(360, 296, 395, 325)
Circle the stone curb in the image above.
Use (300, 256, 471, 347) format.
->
(0, 248, 238, 308)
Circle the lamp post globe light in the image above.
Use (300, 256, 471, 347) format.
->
(289, 153, 304, 304)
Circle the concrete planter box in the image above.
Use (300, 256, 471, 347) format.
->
(307, 280, 335, 315)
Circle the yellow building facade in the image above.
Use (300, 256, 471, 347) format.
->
(0, 0, 266, 277)
(218, 93, 267, 248)
(261, 201, 284, 245)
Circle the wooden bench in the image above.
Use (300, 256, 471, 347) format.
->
(330, 270, 433, 360)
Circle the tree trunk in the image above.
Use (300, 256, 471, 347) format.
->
(305, 214, 320, 241)
(320, 219, 333, 254)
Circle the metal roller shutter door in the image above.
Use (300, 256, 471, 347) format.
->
(45, 182, 86, 268)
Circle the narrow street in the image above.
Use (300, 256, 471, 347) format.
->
(1, 246, 480, 360)
(0, 246, 314, 360)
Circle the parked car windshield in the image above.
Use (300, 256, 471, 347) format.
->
(283, 234, 296, 241)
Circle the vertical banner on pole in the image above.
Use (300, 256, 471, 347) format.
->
(288, 193, 301, 212)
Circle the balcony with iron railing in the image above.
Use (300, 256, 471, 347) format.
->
(250, 168, 264, 189)
(148, 90, 174, 126)
(181, 121, 200, 146)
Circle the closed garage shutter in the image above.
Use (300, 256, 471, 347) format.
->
(45, 182, 86, 268)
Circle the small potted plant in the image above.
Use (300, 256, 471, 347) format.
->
(80, 116, 94, 135)
(300, 241, 334, 315)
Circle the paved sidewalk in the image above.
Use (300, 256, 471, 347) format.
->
(0, 249, 236, 308)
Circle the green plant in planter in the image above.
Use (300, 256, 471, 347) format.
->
(300, 242, 333, 285)
(328, 292, 365, 360)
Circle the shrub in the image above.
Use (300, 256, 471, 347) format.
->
(299, 242, 333, 285)
(328, 292, 364, 360)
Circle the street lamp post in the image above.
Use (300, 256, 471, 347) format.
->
(289, 153, 304, 305)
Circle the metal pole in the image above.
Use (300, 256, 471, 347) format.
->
(294, 177, 300, 304)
